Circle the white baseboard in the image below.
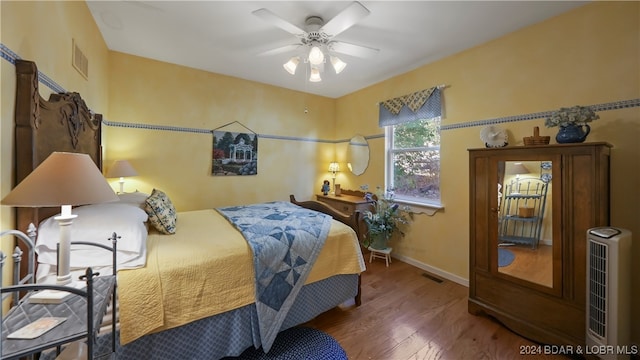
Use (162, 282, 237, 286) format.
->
(539, 239, 552, 246)
(390, 253, 469, 287)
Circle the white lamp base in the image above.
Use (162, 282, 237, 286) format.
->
(55, 206, 77, 286)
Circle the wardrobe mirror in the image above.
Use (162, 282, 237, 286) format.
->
(347, 135, 369, 176)
(496, 160, 554, 288)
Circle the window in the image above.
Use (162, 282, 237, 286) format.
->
(379, 86, 442, 208)
(385, 117, 441, 207)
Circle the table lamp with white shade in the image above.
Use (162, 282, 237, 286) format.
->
(328, 162, 340, 194)
(1, 152, 119, 286)
(105, 160, 138, 194)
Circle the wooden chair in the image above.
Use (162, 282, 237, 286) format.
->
(368, 247, 392, 267)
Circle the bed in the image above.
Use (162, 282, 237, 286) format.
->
(11, 59, 366, 359)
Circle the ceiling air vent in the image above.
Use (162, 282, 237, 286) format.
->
(72, 39, 88, 79)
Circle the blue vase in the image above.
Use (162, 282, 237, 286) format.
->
(556, 124, 590, 143)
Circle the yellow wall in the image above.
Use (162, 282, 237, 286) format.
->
(0, 1, 110, 310)
(104, 51, 336, 210)
(1, 0, 638, 342)
(336, 1, 639, 340)
(0, 0, 6, 306)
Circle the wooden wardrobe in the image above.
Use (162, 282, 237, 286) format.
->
(468, 142, 611, 346)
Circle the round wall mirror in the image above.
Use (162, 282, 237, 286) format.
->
(347, 135, 369, 176)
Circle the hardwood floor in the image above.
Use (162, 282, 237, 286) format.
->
(305, 255, 570, 359)
(499, 244, 553, 287)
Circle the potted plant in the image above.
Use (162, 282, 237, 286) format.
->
(362, 187, 412, 249)
(544, 105, 599, 143)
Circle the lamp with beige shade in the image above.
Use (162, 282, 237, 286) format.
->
(105, 160, 138, 194)
(505, 162, 530, 195)
(1, 152, 119, 286)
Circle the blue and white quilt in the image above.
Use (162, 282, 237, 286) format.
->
(216, 201, 332, 352)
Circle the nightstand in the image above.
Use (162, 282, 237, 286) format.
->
(1, 271, 116, 360)
(1, 233, 118, 360)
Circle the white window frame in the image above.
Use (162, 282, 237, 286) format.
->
(384, 119, 444, 214)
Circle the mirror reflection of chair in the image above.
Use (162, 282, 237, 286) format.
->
(498, 177, 549, 249)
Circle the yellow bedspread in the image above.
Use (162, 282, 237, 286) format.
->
(117, 209, 365, 345)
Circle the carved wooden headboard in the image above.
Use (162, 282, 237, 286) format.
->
(14, 59, 103, 232)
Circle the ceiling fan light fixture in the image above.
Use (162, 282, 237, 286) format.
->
(309, 67, 322, 82)
(283, 56, 299, 75)
(254, 2, 374, 85)
(308, 45, 325, 65)
(330, 56, 347, 74)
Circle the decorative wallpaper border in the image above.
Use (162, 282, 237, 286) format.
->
(103, 119, 212, 135)
(103, 121, 384, 144)
(1, 44, 65, 94)
(102, 119, 337, 143)
(2, 43, 638, 142)
(440, 99, 640, 131)
(0, 44, 18, 64)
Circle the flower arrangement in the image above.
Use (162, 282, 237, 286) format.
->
(544, 105, 599, 128)
(362, 187, 412, 248)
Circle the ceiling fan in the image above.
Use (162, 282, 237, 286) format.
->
(252, 1, 379, 82)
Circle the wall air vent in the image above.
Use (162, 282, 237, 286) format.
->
(72, 39, 88, 79)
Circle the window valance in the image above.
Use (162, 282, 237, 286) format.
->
(378, 86, 442, 127)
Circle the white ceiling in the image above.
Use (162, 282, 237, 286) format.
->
(87, 1, 586, 99)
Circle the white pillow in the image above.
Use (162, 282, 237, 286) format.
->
(118, 191, 150, 209)
(36, 202, 148, 268)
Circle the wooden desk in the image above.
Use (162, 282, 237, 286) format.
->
(316, 189, 375, 246)
(316, 193, 373, 215)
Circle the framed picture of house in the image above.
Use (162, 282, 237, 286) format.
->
(212, 130, 258, 176)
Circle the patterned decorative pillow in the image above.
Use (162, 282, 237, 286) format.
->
(144, 189, 177, 234)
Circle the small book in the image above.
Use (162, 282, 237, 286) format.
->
(28, 282, 86, 304)
(7, 317, 67, 339)
(28, 289, 73, 304)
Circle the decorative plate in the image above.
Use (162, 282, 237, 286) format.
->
(480, 125, 508, 148)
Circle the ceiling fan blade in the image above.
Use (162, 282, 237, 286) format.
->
(252, 8, 306, 37)
(258, 44, 302, 57)
(320, 1, 370, 37)
(329, 41, 379, 59)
